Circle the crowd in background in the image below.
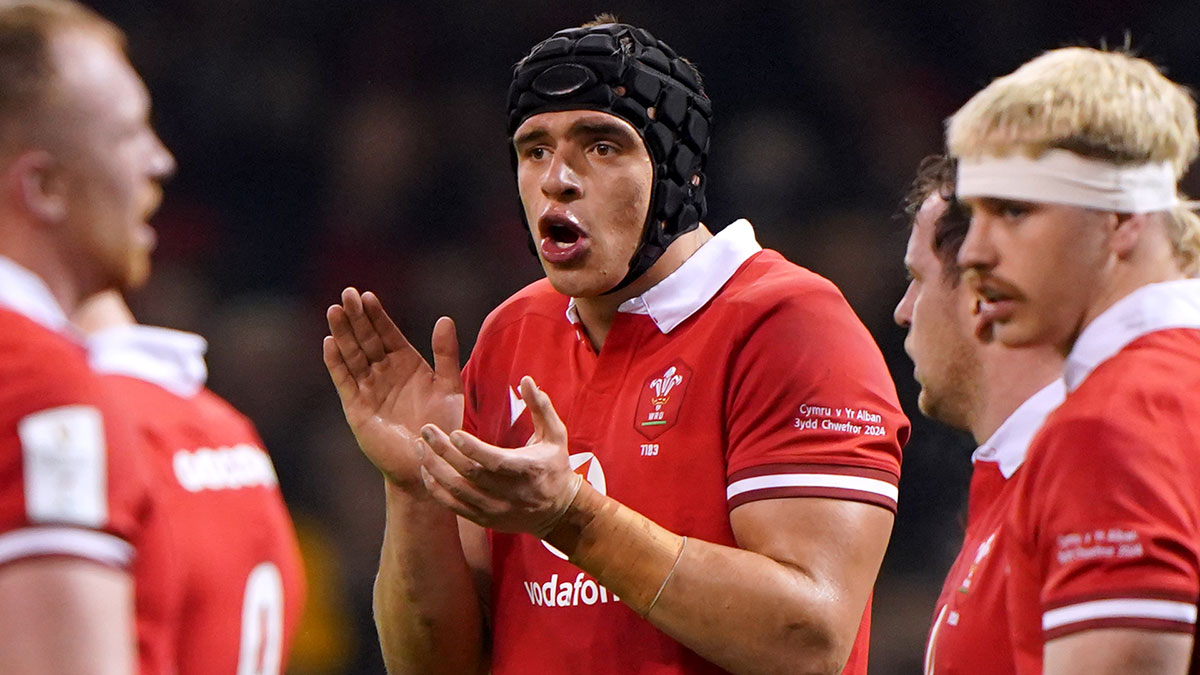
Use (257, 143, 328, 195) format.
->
(84, 1, 1200, 672)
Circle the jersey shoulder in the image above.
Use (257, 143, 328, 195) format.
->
(0, 309, 98, 410)
(1026, 330, 1200, 487)
(476, 278, 570, 344)
(714, 250, 860, 324)
(1053, 328, 1200, 429)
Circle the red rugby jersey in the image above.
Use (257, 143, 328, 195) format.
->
(924, 380, 1063, 675)
(0, 257, 153, 586)
(463, 221, 908, 674)
(1004, 279, 1200, 673)
(88, 325, 306, 675)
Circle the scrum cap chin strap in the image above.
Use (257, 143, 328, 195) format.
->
(507, 22, 713, 294)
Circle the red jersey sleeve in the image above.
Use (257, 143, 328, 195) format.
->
(462, 356, 482, 439)
(723, 279, 908, 512)
(1021, 413, 1200, 641)
(0, 320, 150, 570)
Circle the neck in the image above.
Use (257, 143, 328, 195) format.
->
(1069, 228, 1187, 357)
(574, 225, 713, 350)
(0, 219, 87, 316)
(970, 344, 1063, 445)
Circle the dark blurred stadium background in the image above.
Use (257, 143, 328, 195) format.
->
(85, 1, 1200, 672)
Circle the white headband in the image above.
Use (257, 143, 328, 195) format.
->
(956, 149, 1179, 213)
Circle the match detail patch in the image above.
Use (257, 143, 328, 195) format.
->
(19, 405, 108, 527)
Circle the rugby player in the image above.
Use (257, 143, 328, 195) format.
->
(0, 3, 306, 672)
(326, 17, 909, 674)
(949, 47, 1200, 673)
(75, 290, 307, 675)
(894, 155, 1063, 674)
(0, 1, 172, 671)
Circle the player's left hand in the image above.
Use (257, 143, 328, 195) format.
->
(417, 375, 581, 537)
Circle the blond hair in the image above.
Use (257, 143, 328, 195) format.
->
(0, 1, 123, 140)
(948, 47, 1200, 271)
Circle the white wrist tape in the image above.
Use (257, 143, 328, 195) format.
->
(957, 149, 1179, 213)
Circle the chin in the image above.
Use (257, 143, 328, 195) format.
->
(916, 389, 936, 418)
(920, 392, 970, 431)
(120, 259, 152, 291)
(543, 267, 615, 299)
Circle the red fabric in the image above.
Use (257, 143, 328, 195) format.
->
(464, 250, 906, 674)
(102, 375, 306, 675)
(1005, 329, 1200, 674)
(0, 308, 152, 560)
(924, 460, 1019, 674)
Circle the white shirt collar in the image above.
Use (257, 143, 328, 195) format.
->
(87, 324, 209, 398)
(971, 379, 1066, 478)
(565, 219, 762, 333)
(1064, 278, 1200, 391)
(0, 255, 70, 332)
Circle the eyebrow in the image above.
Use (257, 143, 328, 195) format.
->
(570, 120, 637, 142)
(513, 128, 551, 148)
(513, 119, 638, 149)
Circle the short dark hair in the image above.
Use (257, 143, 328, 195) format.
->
(905, 154, 970, 284)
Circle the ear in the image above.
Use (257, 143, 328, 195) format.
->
(1109, 212, 1146, 260)
(6, 150, 67, 224)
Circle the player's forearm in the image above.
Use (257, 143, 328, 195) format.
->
(374, 482, 486, 675)
(544, 483, 854, 675)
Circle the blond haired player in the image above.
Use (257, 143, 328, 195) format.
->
(325, 18, 908, 675)
(894, 156, 1064, 675)
(0, 1, 172, 673)
(949, 47, 1200, 673)
(0, 3, 304, 672)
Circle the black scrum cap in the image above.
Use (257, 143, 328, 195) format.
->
(508, 22, 713, 293)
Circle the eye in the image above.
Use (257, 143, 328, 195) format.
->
(591, 142, 615, 156)
(999, 201, 1030, 219)
(527, 147, 547, 161)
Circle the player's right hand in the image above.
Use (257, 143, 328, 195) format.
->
(323, 287, 464, 492)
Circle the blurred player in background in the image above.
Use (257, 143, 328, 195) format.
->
(0, 1, 304, 673)
(326, 16, 907, 675)
(0, 1, 171, 672)
(75, 290, 306, 675)
(948, 47, 1200, 673)
(894, 155, 1063, 674)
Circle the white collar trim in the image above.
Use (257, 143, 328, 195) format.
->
(1065, 279, 1200, 392)
(0, 255, 69, 332)
(87, 324, 209, 398)
(566, 219, 762, 333)
(971, 379, 1066, 478)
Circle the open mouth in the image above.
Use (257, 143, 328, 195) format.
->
(537, 214, 590, 264)
(546, 221, 581, 246)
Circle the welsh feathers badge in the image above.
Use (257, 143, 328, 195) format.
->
(634, 360, 691, 440)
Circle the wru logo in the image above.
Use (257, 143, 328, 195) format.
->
(650, 366, 684, 405)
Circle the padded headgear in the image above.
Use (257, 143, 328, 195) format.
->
(507, 22, 713, 293)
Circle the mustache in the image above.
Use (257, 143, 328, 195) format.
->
(961, 266, 984, 290)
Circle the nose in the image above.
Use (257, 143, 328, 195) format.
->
(541, 151, 582, 202)
(957, 212, 996, 272)
(893, 282, 914, 328)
